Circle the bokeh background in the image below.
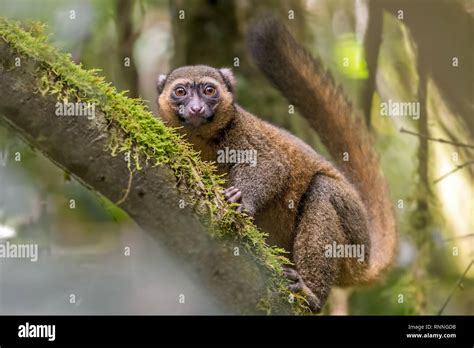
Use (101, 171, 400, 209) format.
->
(0, 0, 473, 314)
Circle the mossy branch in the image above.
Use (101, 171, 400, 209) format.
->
(0, 18, 309, 314)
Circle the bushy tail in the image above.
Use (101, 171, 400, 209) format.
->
(247, 17, 397, 284)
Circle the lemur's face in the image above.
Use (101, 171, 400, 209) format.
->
(156, 66, 235, 129)
(166, 79, 219, 127)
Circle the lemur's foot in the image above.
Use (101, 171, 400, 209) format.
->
(224, 186, 243, 212)
(283, 266, 321, 313)
(283, 266, 304, 292)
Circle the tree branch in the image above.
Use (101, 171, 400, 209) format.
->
(433, 160, 474, 184)
(437, 260, 474, 315)
(0, 19, 303, 314)
(443, 233, 474, 242)
(400, 127, 474, 149)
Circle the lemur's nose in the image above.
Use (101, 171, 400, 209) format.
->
(189, 105, 204, 115)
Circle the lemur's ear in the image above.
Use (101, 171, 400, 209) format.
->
(156, 74, 167, 94)
(219, 68, 235, 92)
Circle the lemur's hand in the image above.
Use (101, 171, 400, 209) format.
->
(224, 186, 243, 212)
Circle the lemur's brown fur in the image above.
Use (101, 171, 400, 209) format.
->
(156, 18, 397, 311)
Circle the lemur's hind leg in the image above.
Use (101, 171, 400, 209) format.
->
(291, 174, 370, 312)
(291, 203, 340, 312)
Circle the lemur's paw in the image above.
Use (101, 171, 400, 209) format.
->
(224, 186, 243, 212)
(283, 266, 304, 292)
(283, 266, 322, 313)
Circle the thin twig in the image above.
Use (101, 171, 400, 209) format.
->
(89, 133, 107, 145)
(444, 233, 474, 242)
(437, 260, 474, 315)
(400, 128, 474, 149)
(116, 168, 134, 206)
(433, 160, 474, 184)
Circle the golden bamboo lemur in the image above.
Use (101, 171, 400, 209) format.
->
(156, 17, 397, 312)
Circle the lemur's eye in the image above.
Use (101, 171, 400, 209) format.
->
(204, 86, 216, 96)
(174, 87, 186, 97)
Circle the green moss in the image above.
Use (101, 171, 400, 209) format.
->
(0, 18, 310, 314)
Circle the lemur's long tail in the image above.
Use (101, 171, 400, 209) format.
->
(247, 17, 397, 284)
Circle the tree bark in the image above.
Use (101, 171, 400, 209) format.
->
(362, 0, 383, 129)
(115, 0, 139, 98)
